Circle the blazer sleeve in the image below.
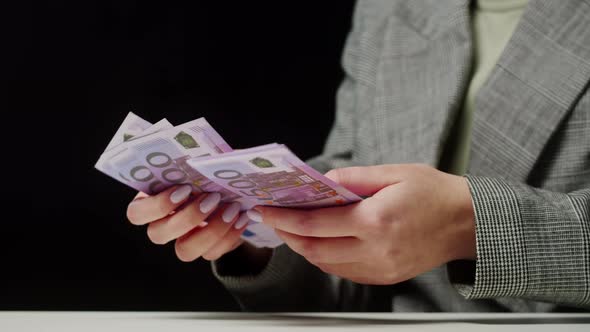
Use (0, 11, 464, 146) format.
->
(210, 3, 367, 312)
(451, 176, 590, 309)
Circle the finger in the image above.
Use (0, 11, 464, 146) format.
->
(126, 185, 193, 225)
(174, 202, 242, 262)
(202, 214, 248, 261)
(146, 192, 222, 245)
(325, 165, 403, 196)
(251, 204, 361, 237)
(229, 238, 245, 252)
(275, 229, 361, 264)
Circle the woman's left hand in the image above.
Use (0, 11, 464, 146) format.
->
(250, 164, 476, 285)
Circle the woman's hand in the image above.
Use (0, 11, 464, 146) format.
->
(249, 164, 476, 285)
(125, 185, 250, 262)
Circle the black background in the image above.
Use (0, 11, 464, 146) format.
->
(1, 1, 355, 310)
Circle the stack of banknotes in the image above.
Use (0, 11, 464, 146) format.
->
(95, 113, 361, 248)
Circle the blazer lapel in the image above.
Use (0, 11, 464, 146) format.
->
(469, 0, 590, 181)
(373, 0, 473, 165)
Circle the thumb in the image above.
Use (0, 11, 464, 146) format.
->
(325, 165, 403, 196)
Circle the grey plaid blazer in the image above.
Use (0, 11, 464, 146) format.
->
(214, 0, 590, 312)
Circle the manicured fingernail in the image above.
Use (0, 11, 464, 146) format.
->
(170, 185, 192, 204)
(222, 202, 241, 223)
(246, 209, 263, 223)
(199, 192, 221, 214)
(234, 213, 250, 229)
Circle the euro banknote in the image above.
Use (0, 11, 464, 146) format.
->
(103, 112, 152, 152)
(186, 144, 362, 248)
(96, 113, 362, 248)
(186, 144, 361, 209)
(95, 119, 175, 194)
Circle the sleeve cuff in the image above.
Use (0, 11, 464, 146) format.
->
(457, 175, 529, 299)
(211, 244, 302, 295)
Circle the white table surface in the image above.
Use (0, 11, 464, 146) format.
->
(1, 312, 589, 332)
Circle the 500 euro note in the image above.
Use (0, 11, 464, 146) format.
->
(186, 145, 362, 247)
(96, 115, 277, 247)
(103, 112, 153, 152)
(98, 118, 234, 196)
(95, 118, 175, 194)
(96, 114, 358, 248)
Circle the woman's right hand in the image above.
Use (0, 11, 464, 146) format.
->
(125, 184, 250, 262)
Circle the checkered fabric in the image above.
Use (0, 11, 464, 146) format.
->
(213, 0, 590, 312)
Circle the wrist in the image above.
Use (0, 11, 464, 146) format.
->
(447, 175, 477, 261)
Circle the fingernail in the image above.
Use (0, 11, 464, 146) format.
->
(222, 202, 241, 223)
(234, 213, 250, 229)
(246, 209, 263, 223)
(199, 192, 221, 214)
(170, 185, 192, 204)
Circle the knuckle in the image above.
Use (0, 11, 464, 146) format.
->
(202, 240, 230, 262)
(126, 203, 142, 225)
(199, 228, 225, 248)
(202, 251, 221, 261)
(316, 264, 334, 275)
(375, 204, 391, 225)
(326, 167, 355, 184)
(382, 246, 396, 262)
(226, 232, 243, 247)
(146, 224, 166, 245)
(383, 269, 400, 284)
(295, 212, 314, 235)
(356, 276, 377, 285)
(416, 162, 432, 169)
(178, 204, 205, 228)
(324, 168, 342, 182)
(299, 239, 319, 260)
(381, 248, 401, 282)
(413, 163, 433, 174)
(155, 198, 172, 218)
(204, 224, 227, 240)
(360, 203, 390, 231)
(262, 207, 278, 226)
(174, 240, 195, 262)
